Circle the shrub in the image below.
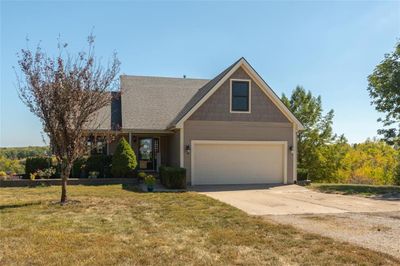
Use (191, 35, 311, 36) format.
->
(25, 157, 52, 175)
(85, 155, 112, 178)
(0, 171, 7, 181)
(144, 175, 156, 186)
(137, 171, 147, 181)
(111, 137, 137, 177)
(72, 157, 87, 178)
(297, 168, 309, 181)
(30, 173, 37, 180)
(395, 162, 400, 186)
(0, 156, 24, 174)
(36, 167, 56, 179)
(88, 171, 100, 179)
(160, 166, 186, 189)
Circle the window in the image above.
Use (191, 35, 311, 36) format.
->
(231, 80, 250, 112)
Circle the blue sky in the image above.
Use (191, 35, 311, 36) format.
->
(1, 1, 399, 147)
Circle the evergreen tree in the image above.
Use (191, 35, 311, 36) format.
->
(111, 138, 137, 177)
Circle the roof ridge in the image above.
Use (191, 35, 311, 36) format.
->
(120, 74, 210, 81)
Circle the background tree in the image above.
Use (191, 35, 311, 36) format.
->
(368, 41, 400, 146)
(0, 146, 50, 159)
(16, 35, 120, 204)
(111, 137, 137, 177)
(282, 86, 339, 181)
(338, 140, 399, 185)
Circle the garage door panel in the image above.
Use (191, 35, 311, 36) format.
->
(192, 142, 285, 185)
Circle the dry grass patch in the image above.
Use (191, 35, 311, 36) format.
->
(0, 185, 399, 265)
(309, 183, 400, 198)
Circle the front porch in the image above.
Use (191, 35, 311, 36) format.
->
(87, 130, 181, 173)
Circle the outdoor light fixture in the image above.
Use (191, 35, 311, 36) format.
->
(185, 145, 191, 154)
(289, 145, 294, 155)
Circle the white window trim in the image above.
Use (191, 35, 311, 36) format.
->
(230, 79, 251, 114)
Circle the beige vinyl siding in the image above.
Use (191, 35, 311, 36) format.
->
(167, 130, 181, 167)
(188, 67, 289, 123)
(184, 120, 294, 185)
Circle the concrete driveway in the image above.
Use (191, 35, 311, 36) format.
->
(194, 184, 400, 215)
(195, 184, 400, 258)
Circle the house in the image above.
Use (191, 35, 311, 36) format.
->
(89, 58, 304, 185)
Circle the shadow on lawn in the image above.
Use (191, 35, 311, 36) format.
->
(122, 184, 142, 192)
(121, 183, 186, 194)
(0, 201, 43, 210)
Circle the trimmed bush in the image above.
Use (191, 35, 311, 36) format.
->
(72, 157, 87, 178)
(25, 157, 52, 176)
(160, 166, 186, 189)
(297, 168, 309, 181)
(85, 155, 112, 178)
(111, 137, 137, 178)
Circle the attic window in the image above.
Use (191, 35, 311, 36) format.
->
(230, 80, 251, 113)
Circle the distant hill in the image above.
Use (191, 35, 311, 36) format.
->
(0, 146, 50, 160)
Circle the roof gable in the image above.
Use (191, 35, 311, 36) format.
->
(169, 58, 240, 128)
(188, 66, 290, 123)
(170, 58, 305, 130)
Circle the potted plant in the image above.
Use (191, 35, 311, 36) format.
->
(88, 171, 99, 179)
(144, 175, 156, 192)
(137, 171, 147, 182)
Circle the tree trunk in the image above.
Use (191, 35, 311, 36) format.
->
(60, 162, 72, 204)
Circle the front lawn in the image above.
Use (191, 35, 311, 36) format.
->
(0, 185, 398, 265)
(309, 183, 400, 197)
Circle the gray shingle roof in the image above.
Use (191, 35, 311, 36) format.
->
(86, 105, 111, 130)
(84, 92, 121, 131)
(90, 57, 304, 132)
(121, 75, 209, 130)
(169, 58, 242, 127)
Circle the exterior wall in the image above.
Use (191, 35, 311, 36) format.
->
(167, 130, 181, 167)
(107, 134, 128, 155)
(184, 121, 294, 184)
(182, 66, 296, 185)
(189, 67, 289, 123)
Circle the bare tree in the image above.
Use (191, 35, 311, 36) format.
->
(16, 35, 120, 204)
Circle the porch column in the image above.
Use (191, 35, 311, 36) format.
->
(129, 132, 132, 147)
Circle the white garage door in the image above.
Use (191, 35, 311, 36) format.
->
(191, 141, 287, 185)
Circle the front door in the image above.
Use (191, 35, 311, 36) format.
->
(139, 138, 157, 171)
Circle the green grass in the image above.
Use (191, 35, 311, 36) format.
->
(0, 185, 399, 265)
(309, 183, 400, 197)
